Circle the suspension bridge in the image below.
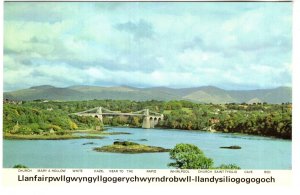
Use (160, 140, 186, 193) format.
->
(70, 107, 164, 129)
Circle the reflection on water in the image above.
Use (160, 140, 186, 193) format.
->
(3, 127, 291, 169)
(219, 134, 276, 141)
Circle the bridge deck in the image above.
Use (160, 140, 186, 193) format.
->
(75, 113, 162, 117)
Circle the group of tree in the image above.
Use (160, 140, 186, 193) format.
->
(3, 104, 102, 135)
(214, 111, 291, 139)
(3, 99, 292, 139)
(168, 143, 240, 169)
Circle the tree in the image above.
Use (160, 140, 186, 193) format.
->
(168, 143, 213, 169)
(168, 144, 241, 169)
(131, 116, 141, 127)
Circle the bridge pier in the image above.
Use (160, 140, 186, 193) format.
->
(150, 118, 155, 128)
(142, 116, 163, 129)
(154, 118, 158, 126)
(142, 116, 151, 129)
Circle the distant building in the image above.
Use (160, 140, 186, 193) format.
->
(3, 98, 22, 105)
(209, 118, 220, 124)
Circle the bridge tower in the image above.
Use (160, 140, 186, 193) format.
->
(96, 107, 103, 122)
(142, 109, 151, 129)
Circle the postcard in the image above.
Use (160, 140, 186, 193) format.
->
(1, 0, 296, 190)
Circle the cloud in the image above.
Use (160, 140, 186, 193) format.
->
(115, 19, 154, 40)
(3, 2, 292, 91)
(4, 3, 64, 23)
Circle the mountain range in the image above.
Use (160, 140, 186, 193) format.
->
(3, 85, 292, 104)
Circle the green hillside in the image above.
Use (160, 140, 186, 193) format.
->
(4, 85, 292, 104)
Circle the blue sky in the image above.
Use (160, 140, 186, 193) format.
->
(4, 2, 292, 91)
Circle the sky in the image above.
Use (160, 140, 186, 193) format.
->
(3, 2, 292, 91)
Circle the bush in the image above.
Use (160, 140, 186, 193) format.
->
(13, 164, 28, 168)
(113, 141, 139, 146)
(216, 164, 240, 169)
(168, 144, 241, 169)
(168, 143, 214, 169)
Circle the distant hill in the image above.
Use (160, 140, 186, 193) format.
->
(3, 85, 292, 104)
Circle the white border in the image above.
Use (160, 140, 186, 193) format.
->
(1, 0, 299, 194)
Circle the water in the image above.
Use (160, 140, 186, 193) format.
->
(3, 127, 291, 169)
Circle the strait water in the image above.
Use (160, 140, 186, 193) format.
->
(3, 127, 291, 169)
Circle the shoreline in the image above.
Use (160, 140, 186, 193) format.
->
(3, 134, 105, 140)
(3, 128, 133, 140)
(3, 127, 291, 141)
(104, 125, 292, 141)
